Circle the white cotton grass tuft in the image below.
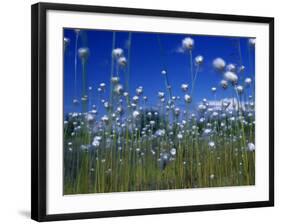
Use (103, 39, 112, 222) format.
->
(133, 110, 140, 119)
(64, 37, 70, 49)
(78, 47, 89, 60)
(249, 38, 256, 47)
(136, 86, 143, 95)
(245, 77, 252, 86)
(118, 56, 127, 67)
(248, 142, 255, 151)
(226, 63, 236, 72)
(213, 57, 226, 71)
(73, 98, 79, 105)
(182, 37, 194, 50)
(224, 71, 238, 84)
(101, 115, 109, 124)
(236, 85, 244, 94)
(184, 94, 192, 103)
(208, 141, 216, 149)
(220, 80, 228, 89)
(114, 84, 124, 95)
(112, 48, 123, 58)
(195, 55, 204, 65)
(170, 148, 177, 156)
(181, 84, 189, 92)
(111, 76, 120, 84)
(158, 92, 165, 99)
(177, 133, 183, 140)
(161, 70, 167, 75)
(92, 136, 102, 147)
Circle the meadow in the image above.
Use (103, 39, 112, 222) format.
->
(63, 30, 255, 194)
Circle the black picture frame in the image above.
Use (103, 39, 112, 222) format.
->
(31, 2, 274, 222)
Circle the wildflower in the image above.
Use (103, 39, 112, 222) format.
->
(100, 83, 106, 90)
(64, 37, 70, 50)
(73, 98, 79, 105)
(111, 76, 120, 84)
(195, 55, 204, 65)
(224, 71, 238, 84)
(226, 63, 236, 72)
(158, 92, 165, 98)
(238, 65, 245, 73)
(118, 56, 127, 67)
(198, 104, 207, 112)
(220, 80, 228, 89)
(136, 86, 143, 95)
(236, 85, 244, 94)
(203, 128, 212, 136)
(156, 129, 165, 137)
(249, 38, 256, 47)
(133, 110, 140, 119)
(117, 106, 123, 114)
(211, 87, 217, 93)
(161, 70, 167, 75)
(101, 115, 109, 124)
(114, 84, 124, 95)
(170, 148, 177, 156)
(92, 136, 102, 147)
(85, 113, 95, 123)
(210, 174, 215, 180)
(78, 47, 89, 60)
(104, 101, 109, 109)
(184, 94, 192, 103)
(208, 141, 216, 148)
(245, 77, 252, 86)
(177, 133, 183, 140)
(213, 57, 226, 71)
(248, 142, 255, 151)
(159, 152, 171, 170)
(112, 48, 123, 58)
(174, 107, 180, 116)
(182, 37, 194, 50)
(181, 83, 189, 92)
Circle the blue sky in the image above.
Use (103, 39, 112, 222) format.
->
(63, 28, 255, 114)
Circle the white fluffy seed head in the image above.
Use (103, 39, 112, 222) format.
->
(236, 85, 244, 94)
(181, 83, 189, 92)
(111, 76, 120, 84)
(112, 48, 123, 58)
(170, 148, 177, 156)
(248, 142, 255, 151)
(224, 71, 238, 84)
(226, 63, 236, 72)
(220, 80, 228, 89)
(64, 37, 70, 47)
(78, 47, 89, 60)
(133, 110, 140, 119)
(182, 37, 194, 50)
(245, 77, 252, 86)
(249, 38, 256, 47)
(118, 56, 127, 67)
(184, 94, 192, 103)
(213, 58, 226, 71)
(195, 55, 204, 65)
(158, 92, 165, 98)
(114, 84, 124, 95)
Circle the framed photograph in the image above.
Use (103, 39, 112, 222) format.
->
(31, 2, 274, 222)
